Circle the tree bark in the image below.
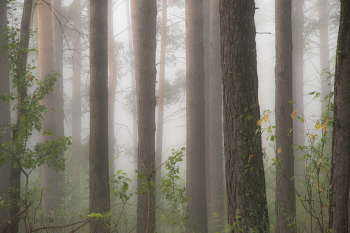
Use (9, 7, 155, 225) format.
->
(71, 0, 82, 207)
(155, 0, 167, 227)
(220, 0, 269, 231)
(186, 0, 208, 232)
(209, 0, 224, 232)
(125, 0, 138, 176)
(108, 0, 117, 179)
(6, 1, 34, 232)
(37, 0, 60, 215)
(318, 0, 331, 106)
(0, 0, 10, 227)
(89, 0, 110, 231)
(137, 0, 157, 232)
(130, 0, 140, 180)
(292, 0, 305, 188)
(275, 0, 296, 232)
(329, 0, 350, 231)
(52, 0, 64, 207)
(202, 0, 211, 223)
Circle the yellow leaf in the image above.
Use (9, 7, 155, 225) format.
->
(316, 121, 321, 130)
(310, 134, 315, 140)
(291, 110, 297, 119)
(300, 117, 304, 123)
(27, 74, 35, 82)
(277, 148, 282, 153)
(248, 154, 254, 163)
(263, 114, 269, 122)
(272, 158, 276, 162)
(257, 120, 262, 126)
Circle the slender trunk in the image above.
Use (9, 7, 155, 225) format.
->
(0, 0, 10, 227)
(329, 1, 350, 231)
(318, 0, 331, 106)
(125, 0, 137, 172)
(71, 0, 82, 204)
(89, 0, 110, 231)
(130, 0, 140, 177)
(209, 0, 224, 232)
(38, 0, 59, 214)
(108, 0, 117, 179)
(7, 1, 34, 232)
(52, 0, 64, 207)
(202, 0, 211, 223)
(137, 0, 157, 232)
(275, 0, 296, 232)
(292, 0, 305, 187)
(186, 0, 208, 232)
(220, 0, 269, 231)
(155, 0, 167, 224)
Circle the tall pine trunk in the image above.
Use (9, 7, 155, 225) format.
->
(329, 0, 350, 231)
(209, 0, 224, 231)
(125, 0, 137, 174)
(52, 0, 64, 207)
(155, 0, 167, 225)
(71, 0, 82, 204)
(108, 0, 117, 179)
(275, 0, 296, 232)
(185, 0, 208, 232)
(220, 0, 269, 231)
(137, 0, 157, 232)
(0, 0, 10, 226)
(130, 0, 140, 179)
(37, 0, 59, 214)
(318, 0, 331, 105)
(7, 1, 33, 232)
(89, 0, 110, 231)
(292, 0, 305, 187)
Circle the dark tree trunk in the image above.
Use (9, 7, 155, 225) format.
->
(137, 0, 157, 232)
(209, 0, 224, 232)
(38, 0, 60, 215)
(52, 0, 64, 207)
(275, 0, 296, 232)
(0, 0, 10, 227)
(329, 0, 350, 231)
(7, 1, 33, 232)
(130, 0, 140, 179)
(89, 0, 111, 231)
(108, 0, 117, 179)
(220, 0, 269, 231)
(202, 0, 211, 223)
(292, 0, 305, 187)
(186, 0, 208, 232)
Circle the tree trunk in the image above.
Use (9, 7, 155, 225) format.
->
(125, 0, 138, 176)
(108, 0, 117, 179)
(186, 0, 208, 232)
(0, 0, 10, 227)
(209, 0, 224, 232)
(6, 1, 33, 232)
(52, 0, 64, 207)
(220, 0, 269, 231)
(155, 0, 167, 225)
(329, 0, 350, 231)
(71, 0, 82, 207)
(203, 0, 211, 223)
(292, 0, 305, 188)
(38, 0, 60, 215)
(275, 0, 296, 232)
(318, 0, 331, 106)
(130, 0, 140, 180)
(137, 0, 157, 232)
(89, 0, 110, 231)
